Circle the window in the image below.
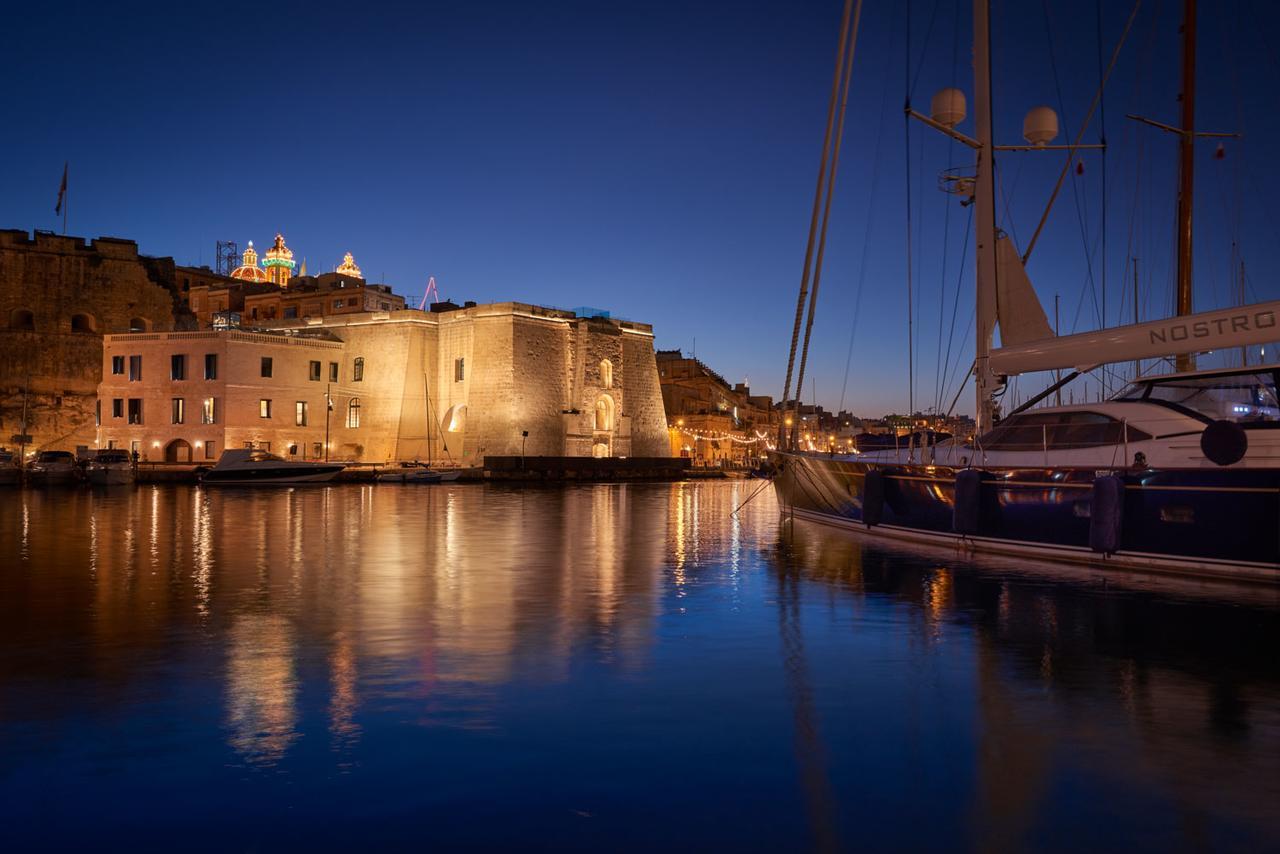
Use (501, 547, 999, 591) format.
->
(204, 353, 217, 380)
(1117, 371, 1280, 424)
(296, 400, 308, 426)
(202, 398, 216, 424)
(309, 360, 321, 381)
(204, 441, 216, 460)
(95, 400, 101, 427)
(71, 313, 95, 333)
(127, 399, 142, 425)
(353, 357, 364, 382)
(977, 411, 1152, 451)
(312, 442, 323, 459)
(261, 357, 273, 378)
(333, 299, 344, 309)
(260, 399, 272, 419)
(599, 359, 613, 389)
(171, 354, 186, 381)
(111, 355, 125, 375)
(283, 307, 298, 319)
(346, 398, 361, 428)
(380, 302, 390, 310)
(112, 398, 123, 418)
(172, 398, 185, 424)
(455, 357, 465, 382)
(328, 362, 339, 383)
(595, 396, 614, 431)
(347, 297, 358, 306)
(128, 355, 142, 381)
(11, 309, 34, 330)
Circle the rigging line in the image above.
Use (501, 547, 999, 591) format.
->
(937, 205, 974, 414)
(1021, 0, 1142, 265)
(906, 0, 942, 100)
(838, 29, 898, 415)
(1095, 0, 1108, 331)
(932, 0, 964, 416)
(903, 0, 917, 419)
(794, 0, 865, 433)
(1040, 0, 1102, 335)
(942, 303, 976, 413)
(779, 0, 856, 445)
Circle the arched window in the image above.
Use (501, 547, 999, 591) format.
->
(599, 359, 613, 389)
(71, 313, 95, 333)
(10, 309, 34, 331)
(353, 357, 364, 382)
(128, 316, 149, 332)
(443, 404, 467, 433)
(346, 398, 361, 428)
(594, 395, 614, 431)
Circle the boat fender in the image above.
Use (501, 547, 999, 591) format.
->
(1088, 475, 1125, 554)
(1200, 420, 1248, 466)
(863, 469, 886, 527)
(953, 469, 994, 535)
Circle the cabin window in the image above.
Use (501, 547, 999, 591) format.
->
(309, 360, 321, 381)
(346, 398, 361, 428)
(978, 412, 1151, 451)
(353, 357, 364, 382)
(1117, 371, 1280, 424)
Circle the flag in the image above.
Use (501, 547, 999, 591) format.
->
(55, 162, 67, 215)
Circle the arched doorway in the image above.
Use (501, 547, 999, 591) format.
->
(165, 439, 192, 463)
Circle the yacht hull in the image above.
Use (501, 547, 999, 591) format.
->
(202, 464, 344, 485)
(772, 452, 1280, 583)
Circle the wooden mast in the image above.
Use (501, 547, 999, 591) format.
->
(1175, 0, 1197, 371)
(972, 0, 999, 433)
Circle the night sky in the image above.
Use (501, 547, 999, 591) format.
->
(6, 0, 1280, 416)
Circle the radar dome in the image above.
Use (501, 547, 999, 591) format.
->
(1022, 106, 1059, 146)
(930, 88, 967, 128)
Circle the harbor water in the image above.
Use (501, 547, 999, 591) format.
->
(0, 481, 1277, 850)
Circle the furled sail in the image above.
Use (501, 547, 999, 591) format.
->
(995, 235, 1054, 347)
(991, 299, 1280, 375)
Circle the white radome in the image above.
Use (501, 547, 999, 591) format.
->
(1022, 106, 1059, 145)
(930, 88, 967, 128)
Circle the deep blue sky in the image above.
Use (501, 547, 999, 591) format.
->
(6, 1, 1280, 415)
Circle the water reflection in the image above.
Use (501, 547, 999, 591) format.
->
(0, 482, 1275, 849)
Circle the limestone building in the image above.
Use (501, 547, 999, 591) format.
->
(97, 302, 670, 463)
(0, 230, 188, 451)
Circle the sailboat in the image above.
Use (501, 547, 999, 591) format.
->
(772, 0, 1280, 582)
(376, 374, 461, 483)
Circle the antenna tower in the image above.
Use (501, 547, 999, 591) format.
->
(417, 276, 441, 310)
(215, 240, 239, 277)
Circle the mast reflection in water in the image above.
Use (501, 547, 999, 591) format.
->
(0, 483, 1275, 850)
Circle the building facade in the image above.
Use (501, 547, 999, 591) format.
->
(655, 349, 773, 465)
(97, 302, 670, 463)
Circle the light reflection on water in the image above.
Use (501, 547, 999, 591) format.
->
(0, 481, 1276, 850)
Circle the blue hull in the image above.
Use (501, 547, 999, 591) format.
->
(772, 452, 1280, 581)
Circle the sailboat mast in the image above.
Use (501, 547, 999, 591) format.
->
(972, 0, 999, 433)
(1175, 0, 1197, 370)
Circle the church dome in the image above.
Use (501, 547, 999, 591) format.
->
(262, 233, 296, 272)
(230, 240, 271, 283)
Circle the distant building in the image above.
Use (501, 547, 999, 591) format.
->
(97, 303, 670, 463)
(655, 349, 773, 465)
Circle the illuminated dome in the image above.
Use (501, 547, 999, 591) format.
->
(262, 233, 297, 286)
(230, 241, 271, 283)
(336, 251, 363, 279)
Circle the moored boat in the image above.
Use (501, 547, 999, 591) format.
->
(201, 448, 344, 485)
(27, 450, 79, 486)
(0, 449, 20, 486)
(86, 449, 136, 486)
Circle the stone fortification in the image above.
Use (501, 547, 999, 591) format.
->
(0, 230, 187, 451)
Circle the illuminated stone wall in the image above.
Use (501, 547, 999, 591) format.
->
(0, 230, 187, 453)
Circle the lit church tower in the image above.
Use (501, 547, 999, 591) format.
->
(262, 233, 297, 287)
(335, 251, 363, 279)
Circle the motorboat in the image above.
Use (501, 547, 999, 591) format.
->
(0, 449, 20, 486)
(86, 449, 135, 486)
(200, 448, 344, 485)
(27, 450, 79, 486)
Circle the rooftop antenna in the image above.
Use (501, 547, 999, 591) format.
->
(417, 276, 441, 310)
(215, 240, 238, 276)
